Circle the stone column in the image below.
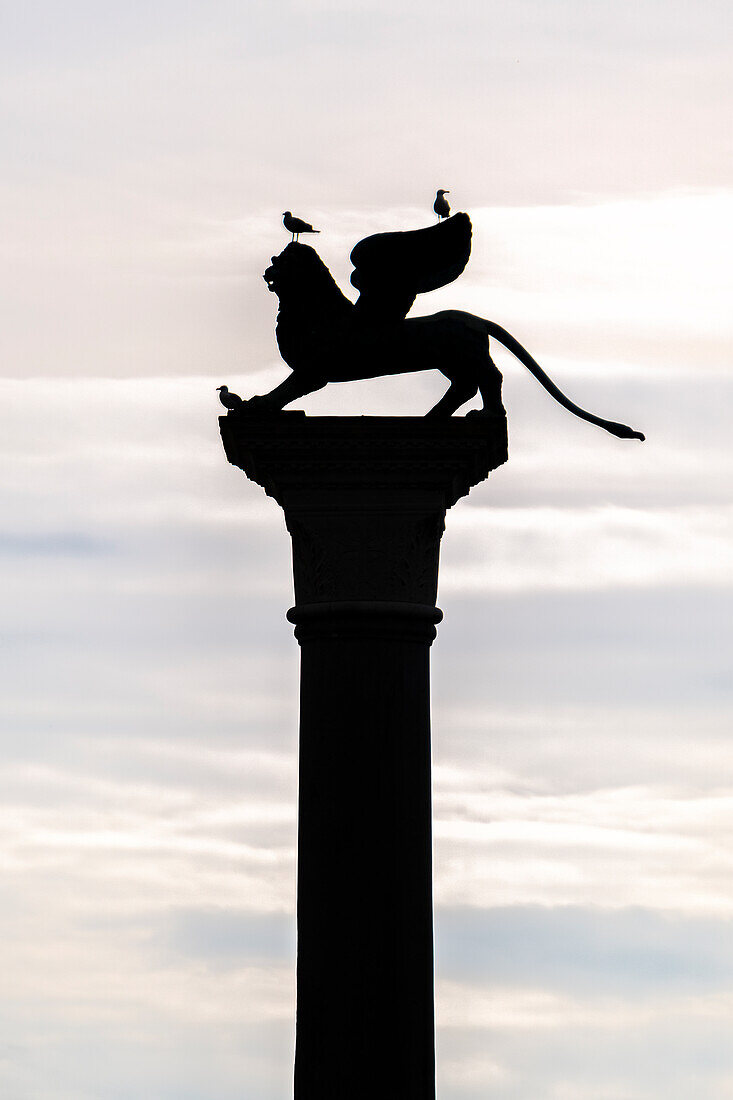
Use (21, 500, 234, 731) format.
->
(220, 412, 507, 1100)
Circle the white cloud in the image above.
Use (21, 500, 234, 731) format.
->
(442, 504, 733, 592)
(433, 785, 733, 913)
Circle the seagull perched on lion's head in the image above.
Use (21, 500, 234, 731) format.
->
(283, 211, 320, 242)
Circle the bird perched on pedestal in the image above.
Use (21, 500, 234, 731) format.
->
(433, 190, 451, 220)
(283, 211, 320, 242)
(217, 385, 243, 411)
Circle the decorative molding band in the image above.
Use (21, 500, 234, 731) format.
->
(287, 601, 443, 644)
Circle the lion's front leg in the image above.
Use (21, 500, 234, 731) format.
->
(245, 372, 326, 412)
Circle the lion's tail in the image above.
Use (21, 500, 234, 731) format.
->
(485, 321, 645, 441)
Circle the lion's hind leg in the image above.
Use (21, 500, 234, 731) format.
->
(474, 351, 504, 416)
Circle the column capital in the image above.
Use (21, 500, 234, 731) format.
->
(220, 412, 507, 607)
(219, 411, 507, 511)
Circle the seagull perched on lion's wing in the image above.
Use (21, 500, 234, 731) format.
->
(283, 211, 320, 242)
(433, 190, 450, 220)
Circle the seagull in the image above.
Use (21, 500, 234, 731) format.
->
(283, 211, 320, 242)
(217, 385, 243, 411)
(433, 189, 451, 220)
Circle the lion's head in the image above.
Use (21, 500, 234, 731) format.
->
(263, 243, 353, 319)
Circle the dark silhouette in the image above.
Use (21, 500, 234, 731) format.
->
(224, 213, 644, 439)
(219, 415, 507, 1100)
(283, 211, 320, 242)
(216, 384, 243, 410)
(433, 188, 450, 220)
(218, 205, 647, 1100)
(350, 210, 472, 321)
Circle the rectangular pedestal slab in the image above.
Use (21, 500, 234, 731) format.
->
(219, 413, 508, 512)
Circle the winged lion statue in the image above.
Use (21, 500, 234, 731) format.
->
(233, 212, 644, 441)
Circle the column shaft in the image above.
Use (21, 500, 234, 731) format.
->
(291, 605, 439, 1099)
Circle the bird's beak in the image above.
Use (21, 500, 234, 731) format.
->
(216, 386, 223, 391)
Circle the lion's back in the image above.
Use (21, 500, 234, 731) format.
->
(401, 310, 488, 362)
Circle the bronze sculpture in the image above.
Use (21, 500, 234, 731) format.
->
(225, 211, 644, 441)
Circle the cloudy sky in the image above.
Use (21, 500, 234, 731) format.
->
(2, 1, 733, 1097)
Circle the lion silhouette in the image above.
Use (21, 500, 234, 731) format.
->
(241, 220, 643, 442)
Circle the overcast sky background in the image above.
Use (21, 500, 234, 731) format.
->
(2, 2, 733, 1098)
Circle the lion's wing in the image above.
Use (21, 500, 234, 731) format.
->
(349, 213, 472, 323)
